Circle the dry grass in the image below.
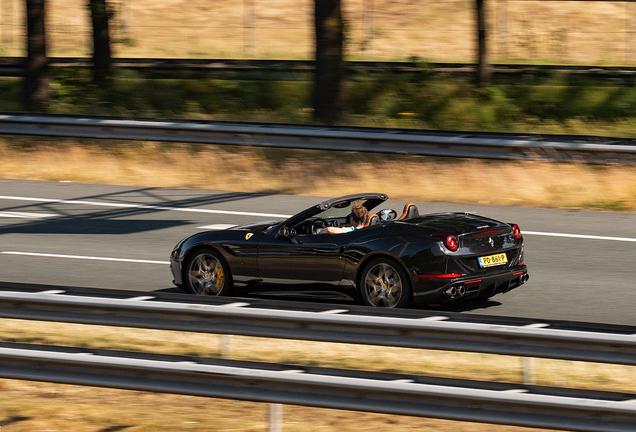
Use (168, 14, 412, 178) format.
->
(1, 317, 634, 431)
(2, 137, 636, 211)
(2, 0, 636, 63)
(0, 379, 562, 432)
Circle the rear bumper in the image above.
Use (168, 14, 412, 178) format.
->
(413, 265, 528, 304)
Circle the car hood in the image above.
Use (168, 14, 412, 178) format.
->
(229, 220, 282, 232)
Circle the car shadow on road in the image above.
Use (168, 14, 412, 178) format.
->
(153, 286, 188, 294)
(426, 297, 504, 313)
(0, 189, 268, 236)
(151, 285, 507, 314)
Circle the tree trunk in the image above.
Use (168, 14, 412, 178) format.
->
(476, 0, 491, 87)
(313, 0, 344, 125)
(23, 0, 49, 110)
(89, 0, 113, 85)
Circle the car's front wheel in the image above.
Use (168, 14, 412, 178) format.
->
(184, 248, 233, 296)
(360, 258, 412, 308)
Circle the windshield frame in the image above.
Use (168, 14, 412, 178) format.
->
(264, 193, 388, 235)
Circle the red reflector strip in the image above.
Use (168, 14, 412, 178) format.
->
(472, 229, 505, 236)
(513, 271, 524, 276)
(519, 261, 524, 265)
(465, 279, 482, 284)
(419, 273, 462, 279)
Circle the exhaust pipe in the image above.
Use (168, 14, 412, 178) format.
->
(445, 286, 466, 298)
(519, 274, 529, 284)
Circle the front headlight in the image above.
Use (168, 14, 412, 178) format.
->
(171, 241, 185, 260)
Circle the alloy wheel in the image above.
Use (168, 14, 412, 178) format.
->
(363, 262, 404, 308)
(187, 252, 226, 295)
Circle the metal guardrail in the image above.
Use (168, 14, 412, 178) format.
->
(2, 113, 636, 163)
(2, 289, 636, 431)
(1, 342, 635, 432)
(3, 58, 636, 81)
(0, 290, 635, 365)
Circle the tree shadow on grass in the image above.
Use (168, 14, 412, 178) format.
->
(0, 415, 31, 426)
(98, 426, 134, 432)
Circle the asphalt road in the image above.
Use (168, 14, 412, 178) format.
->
(1, 179, 635, 326)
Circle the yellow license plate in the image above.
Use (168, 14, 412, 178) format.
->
(478, 253, 508, 268)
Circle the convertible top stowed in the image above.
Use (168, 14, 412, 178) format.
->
(170, 193, 528, 308)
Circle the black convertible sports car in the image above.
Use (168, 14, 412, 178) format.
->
(170, 193, 528, 308)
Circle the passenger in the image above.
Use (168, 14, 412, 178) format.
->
(321, 203, 368, 234)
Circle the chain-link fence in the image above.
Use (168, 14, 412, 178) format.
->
(1, 0, 635, 64)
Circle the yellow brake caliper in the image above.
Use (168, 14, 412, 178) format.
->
(215, 264, 224, 287)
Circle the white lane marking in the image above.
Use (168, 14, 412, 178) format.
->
(523, 323, 550, 329)
(524, 231, 636, 243)
(6, 195, 635, 242)
(198, 224, 238, 230)
(1, 251, 169, 265)
(0, 211, 58, 219)
(0, 195, 291, 219)
(419, 316, 449, 321)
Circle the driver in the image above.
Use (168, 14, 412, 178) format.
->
(320, 203, 369, 234)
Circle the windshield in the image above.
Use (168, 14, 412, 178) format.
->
(285, 198, 380, 235)
(266, 193, 388, 235)
(315, 199, 368, 220)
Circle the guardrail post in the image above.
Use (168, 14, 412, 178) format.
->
(497, 0, 508, 59)
(363, 0, 374, 56)
(523, 357, 535, 385)
(244, 0, 255, 56)
(221, 334, 233, 358)
(268, 403, 282, 432)
(119, 0, 131, 39)
(627, 3, 636, 62)
(1, 0, 14, 46)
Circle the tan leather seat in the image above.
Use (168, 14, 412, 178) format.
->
(364, 214, 380, 227)
(398, 203, 419, 220)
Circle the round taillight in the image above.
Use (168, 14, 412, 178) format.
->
(444, 235, 459, 251)
(512, 224, 521, 239)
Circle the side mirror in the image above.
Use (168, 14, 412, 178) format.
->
(276, 226, 290, 239)
(379, 209, 397, 221)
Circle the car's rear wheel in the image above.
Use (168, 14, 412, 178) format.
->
(185, 248, 232, 296)
(360, 258, 412, 308)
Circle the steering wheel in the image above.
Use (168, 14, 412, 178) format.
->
(311, 219, 327, 235)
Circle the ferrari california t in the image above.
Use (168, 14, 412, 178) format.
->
(170, 193, 528, 308)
